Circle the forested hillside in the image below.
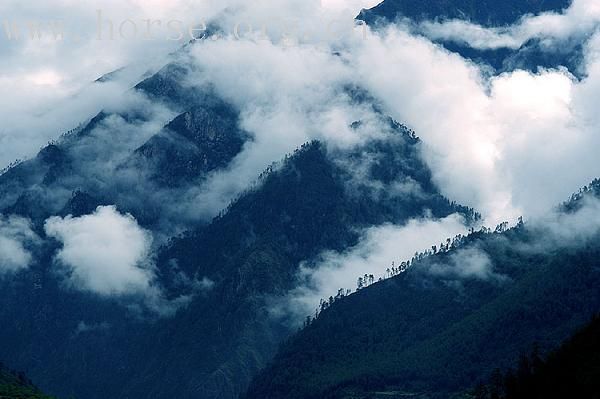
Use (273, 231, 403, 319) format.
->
(244, 183, 600, 399)
(111, 128, 477, 399)
(0, 2, 593, 398)
(475, 315, 600, 399)
(0, 365, 55, 399)
(0, 74, 475, 398)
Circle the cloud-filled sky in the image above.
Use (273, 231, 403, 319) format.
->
(0, 0, 378, 168)
(2, 0, 600, 314)
(174, 0, 600, 223)
(2, 0, 599, 221)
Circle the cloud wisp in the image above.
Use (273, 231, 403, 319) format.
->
(0, 214, 38, 274)
(2, 0, 600, 319)
(278, 214, 467, 324)
(418, 0, 600, 51)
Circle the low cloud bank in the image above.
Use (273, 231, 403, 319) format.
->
(419, 0, 600, 50)
(424, 247, 506, 283)
(0, 215, 38, 274)
(44, 205, 212, 315)
(278, 214, 467, 323)
(529, 195, 600, 248)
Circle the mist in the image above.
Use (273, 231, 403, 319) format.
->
(0, 214, 38, 274)
(2, 0, 600, 317)
(278, 214, 467, 324)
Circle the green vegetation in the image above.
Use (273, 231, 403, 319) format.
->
(122, 134, 476, 399)
(0, 364, 55, 399)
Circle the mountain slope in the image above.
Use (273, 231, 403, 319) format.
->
(128, 101, 249, 187)
(243, 186, 600, 399)
(475, 315, 600, 399)
(0, 365, 55, 399)
(115, 126, 478, 399)
(358, 0, 581, 75)
(0, 56, 248, 230)
(359, 0, 572, 27)
(0, 105, 476, 399)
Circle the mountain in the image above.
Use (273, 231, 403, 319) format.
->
(0, 4, 594, 399)
(243, 182, 600, 399)
(0, 57, 248, 230)
(128, 102, 249, 187)
(115, 137, 477, 399)
(474, 314, 600, 399)
(358, 0, 581, 76)
(0, 51, 476, 398)
(359, 0, 571, 27)
(0, 364, 55, 399)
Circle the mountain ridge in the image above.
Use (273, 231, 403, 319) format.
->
(0, 70, 475, 399)
(243, 182, 600, 399)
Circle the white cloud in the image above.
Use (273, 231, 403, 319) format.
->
(2, 0, 599, 228)
(0, 0, 225, 169)
(279, 214, 467, 322)
(419, 0, 600, 50)
(531, 196, 600, 247)
(3, 0, 600, 322)
(0, 215, 38, 274)
(425, 247, 505, 282)
(321, 0, 382, 13)
(351, 25, 600, 223)
(44, 205, 203, 316)
(174, 36, 389, 219)
(150, 4, 600, 229)
(44, 205, 155, 296)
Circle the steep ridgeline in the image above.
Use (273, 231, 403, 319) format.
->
(0, 98, 476, 399)
(0, 56, 249, 229)
(115, 127, 478, 398)
(243, 183, 600, 399)
(358, 0, 582, 76)
(128, 102, 249, 187)
(561, 178, 600, 212)
(0, 364, 55, 399)
(127, 59, 250, 187)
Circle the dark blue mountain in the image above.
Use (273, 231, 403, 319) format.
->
(0, 61, 248, 229)
(242, 184, 600, 399)
(0, 53, 475, 399)
(475, 314, 600, 399)
(128, 102, 249, 187)
(359, 0, 571, 27)
(359, 0, 582, 76)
